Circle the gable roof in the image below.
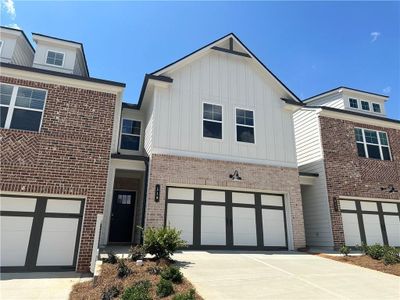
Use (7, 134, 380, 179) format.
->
(303, 86, 389, 103)
(151, 33, 300, 102)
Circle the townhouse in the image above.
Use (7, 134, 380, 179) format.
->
(294, 87, 400, 249)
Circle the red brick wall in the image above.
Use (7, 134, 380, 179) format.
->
(319, 116, 400, 247)
(0, 76, 116, 272)
(146, 154, 306, 249)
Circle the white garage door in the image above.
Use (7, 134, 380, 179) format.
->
(166, 187, 288, 249)
(0, 195, 84, 272)
(340, 199, 400, 247)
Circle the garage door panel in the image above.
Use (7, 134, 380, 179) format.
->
(166, 203, 193, 245)
(384, 215, 400, 246)
(0, 216, 33, 266)
(201, 205, 226, 245)
(342, 213, 361, 246)
(232, 207, 257, 246)
(363, 214, 383, 245)
(262, 209, 286, 247)
(36, 218, 79, 266)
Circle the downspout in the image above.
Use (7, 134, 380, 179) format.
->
(140, 158, 150, 244)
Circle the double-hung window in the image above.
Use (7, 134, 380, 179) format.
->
(120, 119, 141, 151)
(349, 98, 358, 109)
(0, 84, 47, 132)
(361, 101, 370, 111)
(236, 108, 255, 143)
(203, 103, 222, 139)
(372, 103, 381, 113)
(46, 50, 64, 67)
(354, 128, 391, 160)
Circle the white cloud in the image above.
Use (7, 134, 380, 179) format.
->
(383, 86, 391, 94)
(1, 0, 16, 19)
(370, 32, 380, 42)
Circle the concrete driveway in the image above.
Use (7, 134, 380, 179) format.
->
(173, 251, 400, 300)
(0, 272, 90, 300)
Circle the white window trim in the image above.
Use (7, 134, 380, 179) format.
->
(360, 100, 370, 111)
(355, 127, 391, 161)
(235, 107, 256, 144)
(45, 49, 65, 68)
(119, 118, 141, 152)
(372, 102, 381, 113)
(349, 97, 359, 109)
(202, 101, 223, 141)
(0, 83, 47, 132)
(0, 40, 3, 55)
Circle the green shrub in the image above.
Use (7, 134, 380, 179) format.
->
(101, 285, 120, 300)
(147, 265, 162, 275)
(366, 244, 385, 260)
(339, 245, 351, 256)
(382, 246, 400, 265)
(103, 252, 118, 264)
(121, 280, 151, 300)
(143, 226, 187, 259)
(161, 266, 183, 283)
(156, 278, 174, 298)
(172, 289, 196, 300)
(360, 243, 369, 254)
(129, 245, 145, 261)
(117, 259, 132, 278)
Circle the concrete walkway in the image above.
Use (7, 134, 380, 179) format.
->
(0, 272, 91, 300)
(173, 251, 400, 300)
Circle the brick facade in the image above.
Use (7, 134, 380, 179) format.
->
(146, 154, 306, 249)
(319, 116, 400, 248)
(0, 76, 116, 272)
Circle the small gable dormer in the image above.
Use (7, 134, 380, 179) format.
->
(0, 26, 34, 67)
(32, 33, 89, 77)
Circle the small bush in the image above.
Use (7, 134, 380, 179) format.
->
(143, 226, 187, 260)
(339, 245, 351, 256)
(161, 266, 183, 283)
(129, 245, 145, 261)
(121, 280, 151, 300)
(382, 246, 400, 265)
(366, 244, 385, 260)
(117, 259, 132, 278)
(147, 265, 162, 275)
(101, 286, 120, 300)
(172, 289, 196, 300)
(102, 252, 118, 264)
(360, 243, 369, 255)
(156, 278, 174, 298)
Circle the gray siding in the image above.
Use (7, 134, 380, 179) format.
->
(11, 36, 34, 67)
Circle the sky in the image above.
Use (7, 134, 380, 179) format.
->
(1, 1, 399, 119)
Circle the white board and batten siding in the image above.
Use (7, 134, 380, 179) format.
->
(293, 109, 334, 247)
(149, 50, 298, 168)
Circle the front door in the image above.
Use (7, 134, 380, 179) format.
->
(109, 191, 136, 243)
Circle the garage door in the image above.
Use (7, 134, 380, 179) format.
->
(340, 199, 400, 247)
(0, 195, 84, 272)
(165, 187, 288, 250)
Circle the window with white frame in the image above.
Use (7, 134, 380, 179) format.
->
(349, 98, 358, 109)
(354, 128, 391, 160)
(0, 40, 3, 54)
(236, 108, 255, 143)
(46, 50, 64, 67)
(372, 103, 381, 113)
(361, 101, 370, 111)
(120, 119, 141, 151)
(0, 84, 47, 132)
(203, 103, 222, 139)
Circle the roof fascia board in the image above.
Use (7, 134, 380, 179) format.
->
(136, 74, 173, 109)
(0, 26, 35, 53)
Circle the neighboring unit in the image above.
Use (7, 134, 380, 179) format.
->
(294, 87, 400, 249)
(0, 26, 125, 272)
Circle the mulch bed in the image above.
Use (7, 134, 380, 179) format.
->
(317, 254, 400, 277)
(70, 259, 202, 300)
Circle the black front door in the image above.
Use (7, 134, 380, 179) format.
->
(109, 191, 136, 243)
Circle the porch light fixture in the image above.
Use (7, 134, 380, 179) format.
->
(229, 170, 242, 181)
(380, 184, 398, 193)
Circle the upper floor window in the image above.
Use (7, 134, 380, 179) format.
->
(236, 108, 255, 143)
(0, 84, 47, 132)
(203, 103, 222, 139)
(120, 119, 141, 151)
(354, 128, 391, 161)
(0, 40, 3, 54)
(372, 103, 381, 113)
(361, 101, 370, 111)
(349, 98, 358, 109)
(46, 50, 64, 67)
